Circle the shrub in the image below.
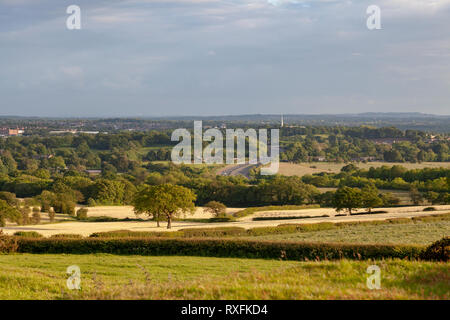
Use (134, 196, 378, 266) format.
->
(0, 192, 19, 206)
(24, 198, 38, 207)
(204, 201, 227, 217)
(54, 201, 76, 215)
(13, 231, 43, 238)
(40, 201, 50, 213)
(0, 230, 18, 253)
(423, 207, 437, 212)
(420, 237, 449, 262)
(48, 208, 56, 222)
(20, 207, 31, 225)
(76, 208, 88, 220)
(63, 202, 76, 216)
(31, 211, 41, 224)
(87, 198, 96, 207)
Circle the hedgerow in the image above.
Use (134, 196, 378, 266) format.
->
(15, 237, 424, 261)
(233, 205, 320, 218)
(13, 231, 43, 238)
(90, 230, 184, 238)
(420, 237, 449, 262)
(252, 214, 329, 221)
(179, 227, 246, 237)
(50, 234, 83, 239)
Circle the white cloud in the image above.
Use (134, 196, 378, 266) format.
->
(381, 0, 450, 16)
(60, 66, 83, 78)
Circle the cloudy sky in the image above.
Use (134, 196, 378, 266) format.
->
(0, 0, 449, 117)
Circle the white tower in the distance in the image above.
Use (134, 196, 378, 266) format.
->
(280, 114, 284, 128)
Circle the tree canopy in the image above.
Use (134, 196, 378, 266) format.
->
(133, 184, 196, 228)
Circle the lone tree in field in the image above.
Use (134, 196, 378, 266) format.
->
(361, 185, 383, 213)
(0, 199, 21, 227)
(204, 201, 227, 217)
(133, 184, 196, 229)
(333, 186, 362, 215)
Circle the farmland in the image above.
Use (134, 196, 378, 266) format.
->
(2, 205, 450, 237)
(242, 219, 450, 245)
(277, 162, 450, 177)
(0, 254, 447, 300)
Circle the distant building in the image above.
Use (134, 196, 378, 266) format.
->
(85, 169, 102, 176)
(371, 138, 411, 145)
(49, 130, 101, 135)
(0, 128, 24, 136)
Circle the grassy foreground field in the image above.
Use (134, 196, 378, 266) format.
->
(0, 254, 448, 300)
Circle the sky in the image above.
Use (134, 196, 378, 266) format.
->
(0, 0, 449, 117)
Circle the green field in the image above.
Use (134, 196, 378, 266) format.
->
(243, 220, 450, 245)
(0, 254, 448, 300)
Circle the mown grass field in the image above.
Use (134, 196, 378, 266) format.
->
(242, 220, 450, 245)
(278, 161, 450, 176)
(0, 254, 448, 300)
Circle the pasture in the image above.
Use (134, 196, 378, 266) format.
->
(0, 254, 447, 299)
(242, 219, 450, 245)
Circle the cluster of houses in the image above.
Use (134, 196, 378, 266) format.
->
(0, 128, 25, 137)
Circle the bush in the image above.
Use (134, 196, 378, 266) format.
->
(13, 231, 43, 238)
(204, 201, 227, 217)
(48, 208, 56, 222)
(54, 201, 76, 215)
(0, 192, 19, 206)
(76, 208, 88, 220)
(40, 201, 50, 213)
(420, 237, 449, 262)
(64, 202, 76, 216)
(87, 198, 96, 207)
(0, 230, 18, 253)
(20, 207, 31, 225)
(24, 198, 38, 207)
(31, 211, 41, 224)
(14, 237, 424, 261)
(423, 207, 437, 212)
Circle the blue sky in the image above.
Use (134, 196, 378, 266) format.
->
(0, 0, 449, 117)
